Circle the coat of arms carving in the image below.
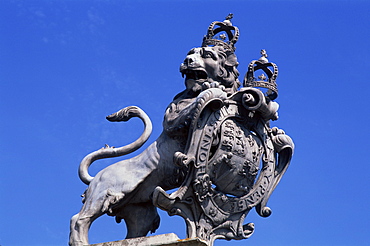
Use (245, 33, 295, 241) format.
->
(69, 14, 294, 246)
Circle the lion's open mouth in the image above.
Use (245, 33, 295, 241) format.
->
(181, 69, 208, 81)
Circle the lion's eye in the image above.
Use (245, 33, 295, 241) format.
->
(204, 51, 214, 59)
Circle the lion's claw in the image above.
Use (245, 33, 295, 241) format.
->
(202, 81, 226, 92)
(202, 82, 211, 90)
(209, 82, 220, 88)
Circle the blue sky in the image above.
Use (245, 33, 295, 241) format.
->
(1, 0, 369, 245)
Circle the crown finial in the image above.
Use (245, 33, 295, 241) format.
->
(223, 13, 233, 26)
(225, 13, 233, 20)
(258, 49, 269, 63)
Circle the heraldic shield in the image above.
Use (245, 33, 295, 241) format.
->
(153, 87, 294, 245)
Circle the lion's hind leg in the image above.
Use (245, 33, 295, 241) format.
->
(69, 212, 92, 246)
(116, 202, 160, 239)
(69, 189, 125, 246)
(69, 202, 104, 246)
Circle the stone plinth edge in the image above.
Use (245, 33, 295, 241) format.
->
(89, 233, 208, 246)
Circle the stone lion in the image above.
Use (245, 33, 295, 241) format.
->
(69, 45, 240, 246)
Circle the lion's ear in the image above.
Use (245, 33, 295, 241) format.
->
(225, 53, 238, 67)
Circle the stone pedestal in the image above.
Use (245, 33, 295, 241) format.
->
(89, 233, 208, 246)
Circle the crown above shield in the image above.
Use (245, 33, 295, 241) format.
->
(202, 13, 239, 52)
(243, 49, 279, 100)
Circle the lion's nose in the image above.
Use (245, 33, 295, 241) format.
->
(183, 56, 196, 66)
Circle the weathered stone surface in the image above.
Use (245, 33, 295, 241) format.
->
(89, 233, 207, 246)
(69, 14, 294, 246)
(161, 238, 208, 246)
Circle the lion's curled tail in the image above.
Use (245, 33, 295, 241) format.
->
(79, 106, 153, 185)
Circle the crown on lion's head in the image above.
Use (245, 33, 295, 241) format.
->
(179, 14, 241, 97)
(202, 13, 239, 52)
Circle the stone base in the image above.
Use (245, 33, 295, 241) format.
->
(89, 233, 208, 246)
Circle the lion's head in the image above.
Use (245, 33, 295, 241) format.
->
(179, 46, 240, 97)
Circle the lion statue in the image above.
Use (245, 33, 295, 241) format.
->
(69, 44, 240, 246)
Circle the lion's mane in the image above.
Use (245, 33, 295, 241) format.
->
(213, 46, 240, 95)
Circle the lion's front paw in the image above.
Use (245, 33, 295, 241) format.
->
(210, 82, 225, 91)
(202, 81, 226, 92)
